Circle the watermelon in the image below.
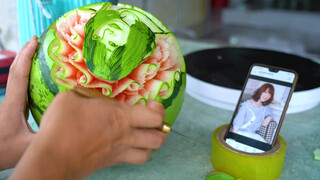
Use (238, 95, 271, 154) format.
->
(29, 2, 186, 126)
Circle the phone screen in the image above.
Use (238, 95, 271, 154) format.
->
(225, 64, 297, 153)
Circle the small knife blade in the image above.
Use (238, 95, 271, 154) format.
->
(160, 123, 209, 146)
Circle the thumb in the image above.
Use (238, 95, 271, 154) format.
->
(4, 36, 38, 108)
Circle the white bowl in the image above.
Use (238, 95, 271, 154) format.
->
(184, 48, 320, 114)
(186, 74, 320, 114)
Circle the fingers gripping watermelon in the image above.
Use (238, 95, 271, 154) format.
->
(29, 3, 186, 126)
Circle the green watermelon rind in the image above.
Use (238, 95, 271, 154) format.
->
(29, 30, 60, 123)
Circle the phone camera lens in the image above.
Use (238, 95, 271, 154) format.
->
(269, 68, 279, 72)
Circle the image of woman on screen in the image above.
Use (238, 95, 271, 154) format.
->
(232, 83, 275, 134)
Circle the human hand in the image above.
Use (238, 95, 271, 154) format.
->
(10, 87, 168, 179)
(0, 36, 38, 170)
(262, 116, 274, 127)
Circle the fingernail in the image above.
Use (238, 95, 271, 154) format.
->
(147, 100, 158, 106)
(30, 35, 38, 42)
(26, 35, 37, 45)
(72, 85, 110, 99)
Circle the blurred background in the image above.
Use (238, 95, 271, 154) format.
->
(120, 0, 320, 60)
(1, 0, 319, 60)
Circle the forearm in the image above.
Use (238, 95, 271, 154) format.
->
(0, 138, 26, 170)
(261, 116, 274, 127)
(268, 116, 274, 121)
(9, 137, 77, 180)
(265, 116, 274, 122)
(0, 118, 34, 171)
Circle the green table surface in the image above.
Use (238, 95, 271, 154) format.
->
(0, 39, 319, 179)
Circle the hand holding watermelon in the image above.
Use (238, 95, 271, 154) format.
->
(0, 36, 37, 170)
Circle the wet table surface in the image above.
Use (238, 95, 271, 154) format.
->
(0, 39, 319, 180)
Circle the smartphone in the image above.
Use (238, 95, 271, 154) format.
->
(224, 63, 298, 153)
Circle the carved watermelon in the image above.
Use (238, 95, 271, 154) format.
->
(29, 3, 186, 126)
